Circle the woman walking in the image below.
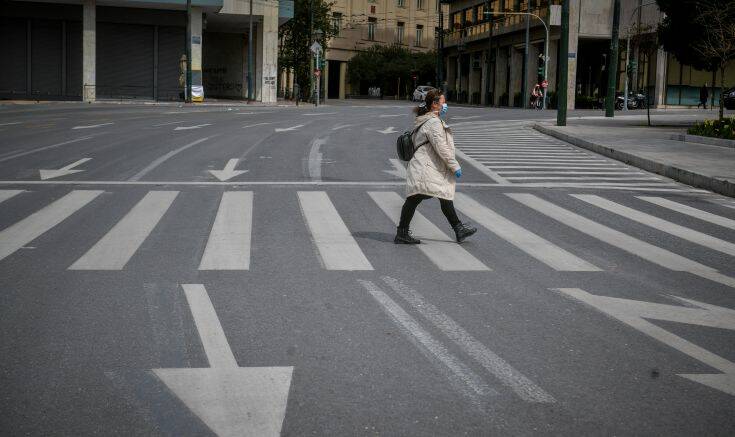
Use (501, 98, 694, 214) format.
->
(395, 88, 477, 244)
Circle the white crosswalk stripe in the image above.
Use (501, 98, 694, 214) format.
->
(450, 121, 678, 188)
(0, 190, 103, 262)
(199, 191, 253, 270)
(368, 191, 490, 271)
(298, 191, 373, 271)
(0, 190, 23, 204)
(69, 191, 178, 270)
(637, 196, 735, 230)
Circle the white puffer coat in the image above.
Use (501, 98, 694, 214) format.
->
(406, 113, 460, 200)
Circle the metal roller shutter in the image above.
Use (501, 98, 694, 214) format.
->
(97, 22, 154, 99)
(0, 17, 28, 97)
(157, 26, 185, 101)
(31, 19, 63, 97)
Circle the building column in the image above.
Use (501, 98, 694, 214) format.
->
(339, 62, 347, 99)
(510, 48, 523, 106)
(566, 0, 581, 110)
(82, 0, 95, 102)
(495, 47, 508, 106)
(654, 47, 667, 108)
(547, 39, 559, 94)
(189, 7, 203, 101)
(256, 3, 279, 103)
(323, 61, 329, 102)
(480, 50, 488, 106)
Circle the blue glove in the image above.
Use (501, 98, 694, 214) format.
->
(454, 168, 462, 179)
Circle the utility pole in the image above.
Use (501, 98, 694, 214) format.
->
(605, 0, 621, 117)
(247, 0, 254, 101)
(309, 0, 314, 105)
(557, 0, 569, 126)
(485, 4, 493, 106)
(437, 1, 444, 89)
(522, 1, 530, 108)
(185, 0, 192, 103)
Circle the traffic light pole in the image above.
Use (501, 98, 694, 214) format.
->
(557, 0, 569, 126)
(605, 0, 621, 118)
(185, 0, 192, 103)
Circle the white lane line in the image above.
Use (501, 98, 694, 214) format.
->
(199, 192, 253, 270)
(501, 171, 641, 175)
(507, 193, 735, 289)
(174, 124, 212, 131)
(0, 190, 103, 262)
(383, 276, 556, 403)
(637, 197, 735, 230)
(39, 157, 92, 180)
(242, 122, 274, 128)
(507, 176, 661, 181)
(455, 149, 508, 184)
(0, 122, 22, 126)
(303, 112, 338, 116)
(454, 193, 600, 271)
(69, 191, 178, 270)
(573, 194, 735, 257)
(0, 190, 23, 204)
(153, 121, 187, 126)
(331, 124, 354, 131)
(486, 166, 626, 170)
(298, 191, 373, 270)
(358, 279, 496, 409)
(378, 114, 406, 118)
(128, 137, 210, 181)
(274, 124, 304, 132)
(72, 122, 114, 130)
(0, 136, 94, 163)
(308, 138, 326, 182)
(181, 284, 239, 368)
(368, 191, 490, 271)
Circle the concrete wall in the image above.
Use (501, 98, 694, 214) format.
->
(203, 32, 244, 98)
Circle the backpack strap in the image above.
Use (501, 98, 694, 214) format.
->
(411, 119, 432, 150)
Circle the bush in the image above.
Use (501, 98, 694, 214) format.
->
(688, 117, 735, 140)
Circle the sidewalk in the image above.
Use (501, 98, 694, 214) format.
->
(534, 113, 735, 197)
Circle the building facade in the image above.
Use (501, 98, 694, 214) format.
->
(442, 0, 735, 108)
(322, 0, 445, 99)
(0, 0, 293, 103)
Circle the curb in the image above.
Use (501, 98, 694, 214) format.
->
(669, 133, 735, 149)
(533, 123, 735, 198)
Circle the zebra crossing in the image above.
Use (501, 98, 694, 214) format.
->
(1, 189, 735, 285)
(451, 121, 676, 187)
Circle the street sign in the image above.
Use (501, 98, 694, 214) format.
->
(314, 69, 321, 77)
(541, 79, 549, 89)
(310, 42, 322, 54)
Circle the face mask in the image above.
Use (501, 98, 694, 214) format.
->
(439, 103, 448, 118)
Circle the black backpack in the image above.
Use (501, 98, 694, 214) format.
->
(396, 120, 430, 161)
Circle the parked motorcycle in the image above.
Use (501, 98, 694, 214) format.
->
(615, 92, 647, 110)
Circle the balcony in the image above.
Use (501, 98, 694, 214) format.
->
(444, 7, 549, 49)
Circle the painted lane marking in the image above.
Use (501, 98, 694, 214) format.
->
(0, 190, 103, 262)
(378, 114, 406, 118)
(153, 284, 293, 436)
(501, 171, 638, 174)
(72, 122, 113, 130)
(307, 138, 327, 182)
(554, 288, 735, 397)
(0, 122, 22, 126)
(209, 158, 248, 182)
(507, 193, 735, 289)
(507, 176, 661, 181)
(368, 191, 490, 271)
(573, 194, 735, 257)
(69, 191, 178, 270)
(153, 121, 186, 126)
(243, 122, 274, 128)
(383, 276, 555, 403)
(331, 124, 354, 131)
(377, 126, 397, 134)
(302, 112, 337, 116)
(39, 157, 92, 180)
(0, 136, 94, 163)
(199, 192, 253, 271)
(637, 197, 735, 230)
(274, 124, 304, 132)
(0, 190, 23, 204)
(454, 149, 508, 183)
(358, 280, 496, 410)
(128, 137, 210, 181)
(174, 124, 212, 131)
(383, 159, 407, 179)
(454, 193, 600, 271)
(298, 191, 373, 270)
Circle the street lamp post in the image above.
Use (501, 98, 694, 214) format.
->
(247, 0, 254, 101)
(623, 1, 656, 112)
(185, 0, 192, 103)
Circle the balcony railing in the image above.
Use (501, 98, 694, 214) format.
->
(444, 7, 549, 48)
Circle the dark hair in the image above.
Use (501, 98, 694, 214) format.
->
(414, 88, 443, 116)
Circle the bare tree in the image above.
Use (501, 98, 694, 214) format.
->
(692, 1, 735, 120)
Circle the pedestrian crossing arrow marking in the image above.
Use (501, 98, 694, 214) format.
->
(554, 288, 735, 397)
(39, 158, 92, 180)
(383, 159, 407, 179)
(209, 158, 248, 182)
(378, 126, 397, 134)
(153, 284, 293, 437)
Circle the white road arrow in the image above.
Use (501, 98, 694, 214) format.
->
(275, 124, 304, 132)
(378, 126, 397, 134)
(153, 284, 293, 437)
(209, 158, 248, 182)
(383, 159, 407, 179)
(554, 288, 735, 397)
(174, 124, 212, 131)
(39, 158, 92, 180)
(72, 122, 113, 130)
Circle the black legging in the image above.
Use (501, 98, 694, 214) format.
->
(398, 194, 460, 229)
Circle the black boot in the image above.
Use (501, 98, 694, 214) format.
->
(394, 227, 421, 244)
(452, 222, 477, 243)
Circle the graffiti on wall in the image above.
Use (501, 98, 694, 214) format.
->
(203, 67, 243, 95)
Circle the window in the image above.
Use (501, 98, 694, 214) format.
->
(332, 12, 342, 37)
(397, 0, 405, 7)
(477, 4, 485, 22)
(417, 0, 424, 9)
(368, 17, 377, 41)
(464, 8, 474, 26)
(452, 13, 462, 30)
(397, 22, 405, 44)
(415, 24, 424, 47)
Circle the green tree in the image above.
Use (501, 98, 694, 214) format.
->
(347, 44, 436, 97)
(279, 0, 337, 99)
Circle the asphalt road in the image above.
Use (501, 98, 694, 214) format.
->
(1, 101, 734, 436)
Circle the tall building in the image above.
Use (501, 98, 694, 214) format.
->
(321, 0, 446, 99)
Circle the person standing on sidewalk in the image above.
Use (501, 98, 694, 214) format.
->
(699, 83, 709, 109)
(394, 89, 477, 245)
